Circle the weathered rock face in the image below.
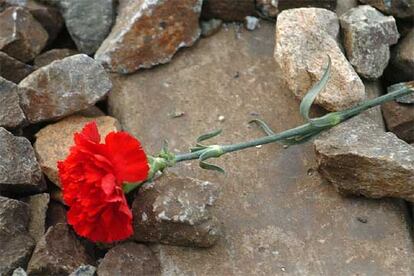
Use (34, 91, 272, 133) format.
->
(0, 196, 35, 276)
(69, 265, 96, 276)
(0, 52, 34, 83)
(386, 29, 414, 83)
(18, 54, 112, 123)
(314, 115, 414, 201)
(27, 223, 93, 276)
(359, 0, 414, 18)
(97, 242, 161, 276)
(54, 0, 115, 54)
(256, 0, 278, 18)
(201, 0, 254, 21)
(200, 18, 223, 38)
(34, 48, 78, 68)
(46, 201, 67, 227)
(95, 0, 202, 74)
(23, 193, 50, 243)
(132, 173, 221, 248)
(0, 128, 45, 194)
(340, 5, 399, 79)
(274, 8, 365, 111)
(108, 23, 414, 275)
(34, 115, 120, 186)
(335, 0, 358, 15)
(0, 7, 48, 62)
(0, 77, 26, 129)
(382, 99, 414, 143)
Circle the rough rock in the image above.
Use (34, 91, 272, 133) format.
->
(23, 193, 50, 242)
(0, 196, 35, 276)
(132, 173, 221, 247)
(53, 0, 115, 54)
(18, 54, 112, 123)
(314, 115, 414, 201)
(12, 267, 27, 276)
(46, 201, 67, 227)
(0, 7, 48, 62)
(335, 0, 358, 16)
(27, 223, 93, 276)
(0, 77, 26, 128)
(75, 105, 105, 117)
(256, 0, 278, 18)
(0, 128, 45, 194)
(359, 0, 414, 18)
(34, 48, 78, 68)
(34, 115, 120, 186)
(97, 242, 160, 276)
(95, 0, 202, 74)
(244, 16, 260, 31)
(69, 265, 96, 276)
(382, 99, 414, 143)
(108, 23, 414, 274)
(0, 51, 34, 83)
(201, 0, 254, 21)
(340, 5, 399, 79)
(274, 8, 365, 111)
(200, 18, 222, 38)
(257, 0, 337, 18)
(386, 28, 414, 83)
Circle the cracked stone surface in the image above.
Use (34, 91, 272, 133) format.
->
(108, 22, 414, 275)
(95, 0, 202, 74)
(0, 77, 26, 129)
(274, 8, 365, 111)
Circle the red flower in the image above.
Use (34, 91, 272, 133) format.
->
(58, 122, 149, 243)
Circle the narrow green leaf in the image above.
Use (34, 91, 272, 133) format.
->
(196, 129, 222, 143)
(249, 119, 275, 135)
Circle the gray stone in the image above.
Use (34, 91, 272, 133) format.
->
(386, 28, 414, 84)
(0, 77, 26, 128)
(257, 0, 337, 18)
(359, 0, 414, 18)
(340, 5, 399, 79)
(0, 51, 34, 83)
(0, 196, 35, 276)
(201, 0, 255, 21)
(12, 267, 27, 276)
(132, 173, 221, 248)
(97, 242, 160, 276)
(69, 265, 96, 276)
(0, 128, 45, 194)
(27, 223, 93, 276)
(46, 201, 67, 227)
(314, 115, 414, 201)
(23, 193, 50, 243)
(256, 0, 278, 18)
(335, 0, 358, 16)
(108, 22, 414, 275)
(0, 7, 48, 62)
(34, 48, 78, 68)
(244, 16, 260, 31)
(382, 98, 414, 143)
(274, 8, 365, 111)
(18, 54, 111, 123)
(95, 0, 202, 74)
(200, 18, 222, 38)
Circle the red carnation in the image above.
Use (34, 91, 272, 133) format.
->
(58, 122, 149, 243)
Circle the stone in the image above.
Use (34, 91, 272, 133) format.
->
(27, 223, 93, 276)
(53, 0, 115, 54)
(97, 242, 160, 276)
(34, 115, 120, 186)
(12, 267, 27, 276)
(23, 193, 50, 243)
(108, 22, 414, 274)
(314, 115, 414, 201)
(257, 0, 337, 18)
(382, 99, 414, 143)
(0, 77, 26, 128)
(0, 196, 35, 276)
(274, 8, 365, 111)
(363, 80, 386, 128)
(132, 173, 221, 248)
(386, 28, 414, 83)
(0, 128, 45, 194)
(256, 0, 278, 18)
(359, 0, 414, 18)
(340, 5, 399, 79)
(0, 51, 34, 83)
(244, 16, 260, 31)
(18, 54, 112, 123)
(69, 265, 96, 276)
(201, 0, 255, 21)
(34, 48, 78, 68)
(46, 201, 67, 227)
(0, 7, 48, 62)
(95, 0, 202, 74)
(335, 0, 358, 16)
(200, 18, 223, 38)
(76, 105, 105, 117)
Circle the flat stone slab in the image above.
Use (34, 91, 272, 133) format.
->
(108, 23, 414, 275)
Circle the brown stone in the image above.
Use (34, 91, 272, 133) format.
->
(27, 223, 93, 276)
(0, 7, 48, 62)
(18, 54, 112, 123)
(34, 115, 120, 186)
(382, 99, 414, 143)
(0, 51, 34, 83)
(23, 193, 50, 243)
(274, 8, 365, 111)
(386, 28, 414, 83)
(359, 0, 414, 18)
(132, 173, 221, 248)
(278, 0, 336, 11)
(34, 48, 78, 68)
(108, 23, 414, 274)
(0, 77, 26, 129)
(201, 0, 255, 21)
(95, 0, 202, 74)
(97, 242, 161, 276)
(46, 201, 67, 228)
(335, 0, 358, 16)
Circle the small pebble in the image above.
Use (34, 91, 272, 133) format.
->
(218, 115, 225, 122)
(244, 16, 260, 31)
